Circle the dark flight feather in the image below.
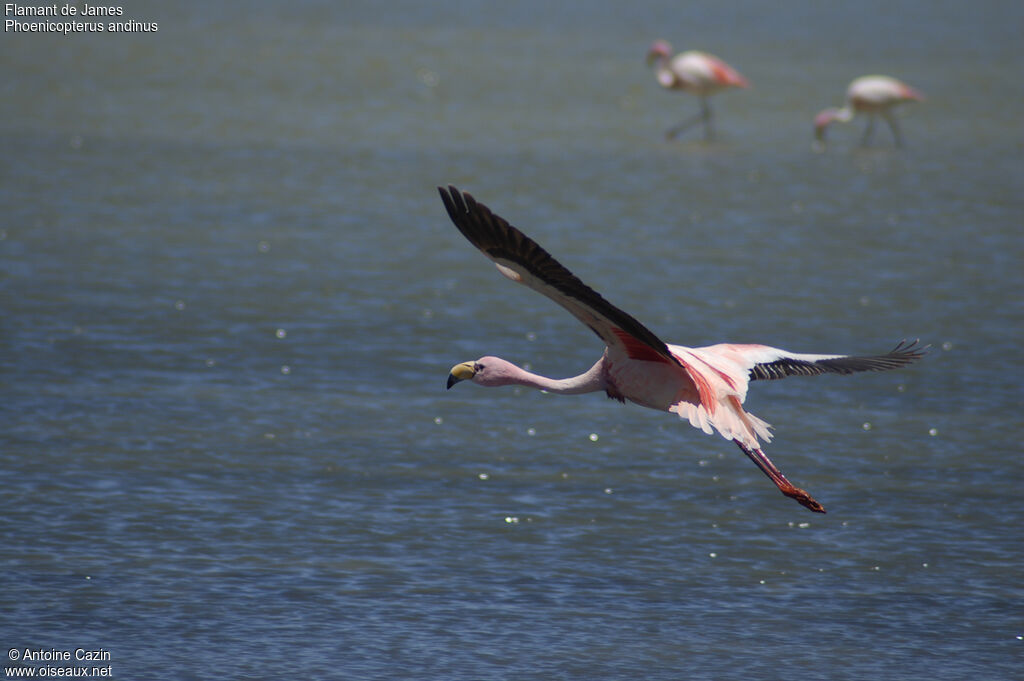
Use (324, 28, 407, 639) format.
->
(750, 339, 926, 381)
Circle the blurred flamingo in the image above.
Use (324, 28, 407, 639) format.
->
(814, 75, 925, 148)
(645, 40, 749, 140)
(439, 186, 925, 513)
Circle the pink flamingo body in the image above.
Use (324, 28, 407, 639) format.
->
(814, 75, 925, 147)
(440, 187, 924, 513)
(646, 40, 749, 140)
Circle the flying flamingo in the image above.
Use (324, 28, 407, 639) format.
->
(439, 186, 924, 513)
(814, 75, 925, 148)
(645, 40, 749, 140)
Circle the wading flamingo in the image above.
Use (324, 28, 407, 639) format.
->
(814, 75, 925, 148)
(440, 186, 924, 513)
(645, 40, 749, 140)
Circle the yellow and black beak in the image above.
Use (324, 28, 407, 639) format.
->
(446, 361, 476, 389)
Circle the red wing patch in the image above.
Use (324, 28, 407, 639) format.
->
(675, 355, 716, 414)
(711, 365, 737, 391)
(611, 328, 673, 364)
(690, 356, 737, 391)
(709, 60, 747, 88)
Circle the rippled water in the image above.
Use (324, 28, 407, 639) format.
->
(2, 1, 1022, 679)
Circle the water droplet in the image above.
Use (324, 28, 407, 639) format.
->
(942, 341, 953, 351)
(603, 487, 613, 494)
(928, 428, 938, 436)
(257, 240, 271, 253)
(862, 422, 872, 431)
(275, 328, 287, 339)
(525, 331, 537, 341)
(205, 359, 217, 367)
(417, 67, 439, 87)
(504, 516, 519, 524)
(174, 300, 186, 311)
(588, 433, 599, 442)
(709, 552, 717, 558)
(526, 427, 536, 436)
(433, 417, 443, 425)
(280, 365, 291, 374)
(478, 473, 489, 481)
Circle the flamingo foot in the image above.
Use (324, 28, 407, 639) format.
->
(732, 440, 828, 513)
(780, 484, 826, 514)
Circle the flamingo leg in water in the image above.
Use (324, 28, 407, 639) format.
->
(883, 111, 904, 147)
(666, 98, 714, 141)
(700, 97, 713, 141)
(666, 111, 704, 140)
(860, 114, 877, 146)
(733, 440, 827, 513)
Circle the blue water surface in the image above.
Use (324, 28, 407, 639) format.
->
(2, 2, 1022, 679)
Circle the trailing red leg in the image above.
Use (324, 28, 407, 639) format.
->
(733, 440, 826, 513)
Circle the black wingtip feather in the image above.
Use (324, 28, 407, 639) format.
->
(438, 185, 468, 227)
(437, 184, 676, 363)
(875, 338, 928, 369)
(750, 339, 927, 381)
(438, 185, 506, 258)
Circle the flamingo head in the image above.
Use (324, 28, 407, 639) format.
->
(813, 107, 853, 142)
(646, 39, 673, 66)
(446, 357, 519, 389)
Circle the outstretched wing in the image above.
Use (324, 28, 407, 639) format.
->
(439, 185, 677, 365)
(742, 339, 926, 381)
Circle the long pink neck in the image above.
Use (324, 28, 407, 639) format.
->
(500, 358, 606, 395)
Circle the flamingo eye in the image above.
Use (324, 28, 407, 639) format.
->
(474, 362, 484, 373)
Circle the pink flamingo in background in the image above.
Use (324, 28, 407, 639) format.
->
(814, 75, 925, 148)
(645, 40, 749, 140)
(439, 186, 924, 513)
